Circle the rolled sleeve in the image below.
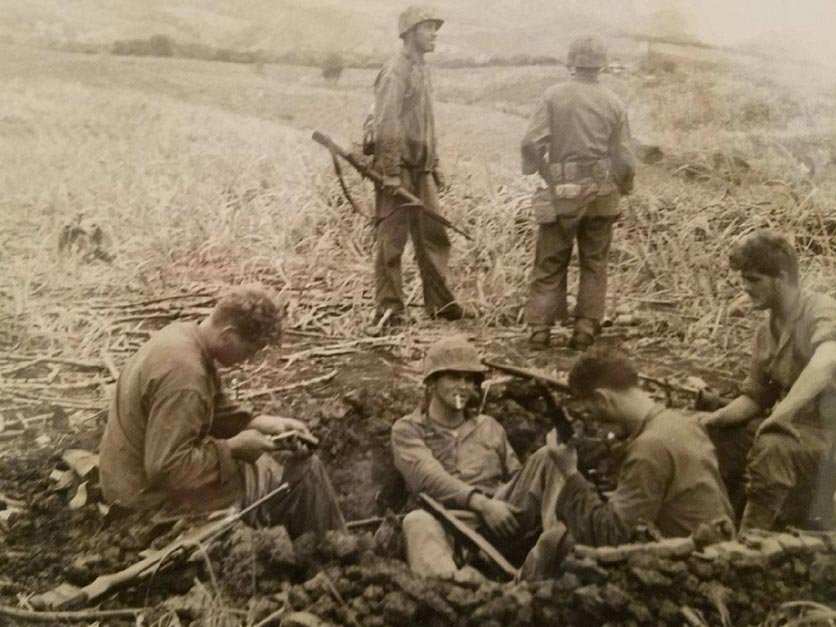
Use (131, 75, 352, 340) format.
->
(210, 390, 253, 439)
(144, 390, 239, 491)
(391, 419, 474, 508)
(808, 299, 836, 349)
(557, 440, 669, 546)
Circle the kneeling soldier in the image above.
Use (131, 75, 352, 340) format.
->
(550, 348, 734, 545)
(701, 232, 836, 531)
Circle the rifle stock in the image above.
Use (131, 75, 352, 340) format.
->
(418, 492, 519, 580)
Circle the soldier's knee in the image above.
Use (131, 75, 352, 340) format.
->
(403, 509, 438, 531)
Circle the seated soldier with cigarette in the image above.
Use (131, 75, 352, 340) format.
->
(391, 335, 569, 581)
(99, 286, 345, 536)
(551, 348, 734, 545)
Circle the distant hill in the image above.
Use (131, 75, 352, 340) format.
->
(3, 0, 643, 62)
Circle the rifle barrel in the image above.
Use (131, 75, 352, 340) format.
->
(482, 359, 571, 394)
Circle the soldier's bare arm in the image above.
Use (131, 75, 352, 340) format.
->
(757, 340, 836, 437)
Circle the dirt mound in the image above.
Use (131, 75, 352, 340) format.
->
(167, 525, 836, 626)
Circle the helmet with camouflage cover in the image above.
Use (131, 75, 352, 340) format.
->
(422, 335, 486, 383)
(398, 5, 444, 38)
(567, 35, 607, 69)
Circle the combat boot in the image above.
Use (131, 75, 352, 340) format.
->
(529, 327, 551, 350)
(432, 302, 468, 321)
(570, 318, 600, 351)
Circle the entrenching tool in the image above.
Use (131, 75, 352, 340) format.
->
(29, 482, 291, 611)
(311, 130, 473, 240)
(418, 492, 520, 580)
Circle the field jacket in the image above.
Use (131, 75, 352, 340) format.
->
(522, 76, 635, 219)
(100, 322, 252, 511)
(556, 406, 733, 545)
(391, 408, 521, 508)
(373, 50, 439, 177)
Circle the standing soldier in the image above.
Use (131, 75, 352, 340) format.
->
(521, 35, 635, 350)
(370, 5, 463, 330)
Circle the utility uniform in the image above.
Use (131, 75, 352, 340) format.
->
(521, 72, 634, 338)
(372, 47, 458, 319)
(709, 289, 836, 529)
(557, 405, 733, 545)
(392, 408, 566, 577)
(100, 322, 345, 537)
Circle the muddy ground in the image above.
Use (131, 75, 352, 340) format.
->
(1, 329, 834, 626)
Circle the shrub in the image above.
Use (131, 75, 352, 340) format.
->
(321, 52, 344, 83)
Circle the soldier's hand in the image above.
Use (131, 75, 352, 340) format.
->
(251, 415, 315, 442)
(382, 175, 401, 195)
(471, 494, 521, 538)
(547, 441, 579, 479)
(227, 429, 276, 462)
(698, 410, 738, 430)
(433, 169, 447, 193)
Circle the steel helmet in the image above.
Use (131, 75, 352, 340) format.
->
(422, 335, 485, 383)
(567, 35, 607, 69)
(398, 5, 444, 38)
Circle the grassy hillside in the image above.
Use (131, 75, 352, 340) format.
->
(2, 41, 835, 381)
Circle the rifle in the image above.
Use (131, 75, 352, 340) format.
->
(484, 359, 733, 413)
(418, 492, 519, 580)
(482, 359, 574, 442)
(30, 482, 291, 610)
(312, 131, 473, 240)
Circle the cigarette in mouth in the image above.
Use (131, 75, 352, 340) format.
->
(454, 394, 465, 410)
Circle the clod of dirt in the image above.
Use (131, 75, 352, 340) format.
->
(564, 555, 608, 583)
(372, 512, 404, 558)
(809, 553, 836, 589)
(317, 530, 362, 562)
(381, 590, 418, 623)
(281, 610, 330, 627)
(630, 566, 673, 589)
(220, 524, 298, 596)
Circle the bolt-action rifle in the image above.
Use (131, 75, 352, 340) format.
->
(312, 131, 472, 240)
(30, 482, 291, 610)
(482, 359, 574, 442)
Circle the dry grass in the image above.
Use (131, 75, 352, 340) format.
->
(1, 43, 835, 408)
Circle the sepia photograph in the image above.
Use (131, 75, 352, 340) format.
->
(1, 1, 834, 625)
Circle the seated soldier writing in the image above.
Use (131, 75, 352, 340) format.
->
(99, 287, 345, 537)
(391, 335, 568, 581)
(549, 348, 734, 545)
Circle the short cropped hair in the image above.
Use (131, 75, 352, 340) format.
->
(729, 231, 799, 285)
(212, 287, 282, 345)
(568, 347, 639, 399)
